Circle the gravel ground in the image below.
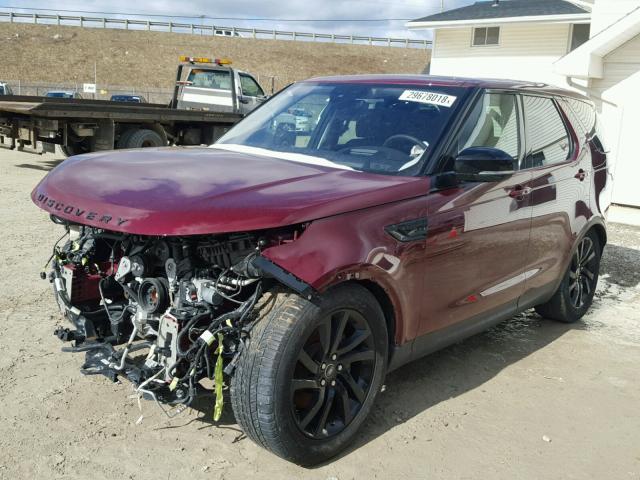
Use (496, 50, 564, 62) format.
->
(0, 150, 639, 480)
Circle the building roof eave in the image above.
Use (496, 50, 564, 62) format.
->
(406, 13, 591, 30)
(554, 6, 640, 79)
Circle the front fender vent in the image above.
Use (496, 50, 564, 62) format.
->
(385, 218, 428, 242)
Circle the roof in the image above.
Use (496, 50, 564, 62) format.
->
(304, 74, 589, 99)
(555, 6, 640, 79)
(407, 0, 591, 29)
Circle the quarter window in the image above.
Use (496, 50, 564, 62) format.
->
(562, 98, 596, 135)
(522, 96, 571, 168)
(473, 27, 500, 46)
(455, 93, 520, 160)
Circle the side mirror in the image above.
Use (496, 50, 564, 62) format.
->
(455, 147, 515, 182)
(238, 95, 250, 104)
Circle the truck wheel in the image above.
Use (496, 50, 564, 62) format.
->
(118, 129, 164, 149)
(60, 141, 90, 157)
(535, 230, 601, 323)
(231, 284, 388, 466)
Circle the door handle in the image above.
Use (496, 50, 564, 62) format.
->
(575, 169, 587, 181)
(508, 185, 531, 201)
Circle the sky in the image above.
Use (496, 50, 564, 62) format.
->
(0, 0, 475, 39)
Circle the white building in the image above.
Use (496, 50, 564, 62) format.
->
(408, 0, 640, 209)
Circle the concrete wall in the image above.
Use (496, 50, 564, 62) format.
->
(430, 23, 573, 88)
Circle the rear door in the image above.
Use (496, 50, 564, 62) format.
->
(519, 95, 591, 307)
(420, 91, 533, 337)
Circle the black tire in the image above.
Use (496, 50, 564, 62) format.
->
(231, 284, 388, 466)
(535, 230, 601, 323)
(116, 128, 136, 149)
(60, 141, 90, 157)
(118, 128, 164, 149)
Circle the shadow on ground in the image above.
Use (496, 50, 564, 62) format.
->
(15, 158, 64, 172)
(185, 310, 577, 464)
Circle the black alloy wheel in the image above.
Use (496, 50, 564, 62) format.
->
(290, 309, 375, 439)
(569, 235, 598, 309)
(535, 229, 602, 323)
(230, 285, 387, 466)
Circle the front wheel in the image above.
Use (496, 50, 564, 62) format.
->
(535, 230, 602, 323)
(230, 284, 388, 466)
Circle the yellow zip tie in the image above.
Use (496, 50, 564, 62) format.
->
(168, 377, 179, 391)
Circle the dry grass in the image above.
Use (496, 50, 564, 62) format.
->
(1, 23, 430, 92)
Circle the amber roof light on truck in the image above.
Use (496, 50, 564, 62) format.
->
(179, 55, 233, 66)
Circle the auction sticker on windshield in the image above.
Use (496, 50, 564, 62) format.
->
(399, 90, 457, 108)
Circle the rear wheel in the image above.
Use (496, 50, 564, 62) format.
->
(59, 140, 90, 157)
(535, 230, 601, 323)
(230, 284, 387, 466)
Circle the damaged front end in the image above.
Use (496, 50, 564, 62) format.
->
(46, 216, 309, 415)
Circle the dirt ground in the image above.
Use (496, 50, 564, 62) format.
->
(0, 149, 639, 480)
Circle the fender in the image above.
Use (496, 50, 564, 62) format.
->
(261, 192, 432, 346)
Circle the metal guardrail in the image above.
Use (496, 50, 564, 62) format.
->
(0, 11, 431, 49)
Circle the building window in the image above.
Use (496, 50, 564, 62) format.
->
(570, 23, 591, 51)
(472, 27, 500, 46)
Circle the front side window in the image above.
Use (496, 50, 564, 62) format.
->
(473, 27, 500, 46)
(239, 74, 264, 97)
(522, 96, 572, 168)
(187, 69, 232, 90)
(455, 93, 520, 160)
(217, 82, 466, 176)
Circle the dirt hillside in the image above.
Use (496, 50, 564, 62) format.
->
(0, 22, 430, 92)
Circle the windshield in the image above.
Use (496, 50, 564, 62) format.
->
(216, 82, 466, 176)
(46, 92, 73, 98)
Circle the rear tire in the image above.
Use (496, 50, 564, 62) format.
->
(535, 230, 601, 323)
(117, 129, 164, 149)
(230, 284, 388, 466)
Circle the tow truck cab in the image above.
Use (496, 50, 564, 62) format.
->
(172, 56, 266, 115)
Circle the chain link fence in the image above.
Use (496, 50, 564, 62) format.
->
(1, 74, 292, 103)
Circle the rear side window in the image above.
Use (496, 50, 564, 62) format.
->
(522, 96, 571, 168)
(455, 93, 520, 160)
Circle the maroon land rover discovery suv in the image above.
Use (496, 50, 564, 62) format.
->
(33, 75, 608, 465)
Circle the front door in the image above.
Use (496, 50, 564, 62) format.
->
(419, 91, 533, 337)
(238, 73, 266, 114)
